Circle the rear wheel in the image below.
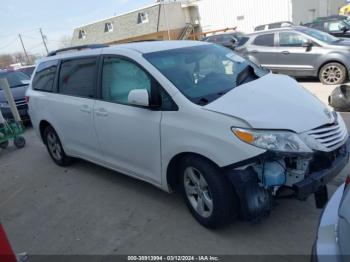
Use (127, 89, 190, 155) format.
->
(180, 156, 238, 229)
(319, 62, 347, 85)
(44, 126, 72, 166)
(14, 136, 25, 149)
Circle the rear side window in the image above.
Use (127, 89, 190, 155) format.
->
(310, 22, 324, 31)
(32, 60, 58, 92)
(58, 57, 97, 98)
(253, 34, 274, 46)
(268, 23, 281, 29)
(255, 25, 265, 31)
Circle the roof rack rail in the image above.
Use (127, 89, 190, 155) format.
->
(47, 44, 109, 57)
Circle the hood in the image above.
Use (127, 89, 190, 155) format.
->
(0, 85, 28, 102)
(204, 73, 332, 133)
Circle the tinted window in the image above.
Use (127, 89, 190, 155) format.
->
(33, 60, 58, 92)
(255, 25, 265, 31)
(328, 21, 343, 32)
(58, 57, 97, 97)
(269, 23, 281, 29)
(279, 32, 307, 47)
(310, 22, 324, 31)
(0, 71, 30, 88)
(221, 35, 235, 43)
(102, 57, 152, 105)
(253, 34, 274, 46)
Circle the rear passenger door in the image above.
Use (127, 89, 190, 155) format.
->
(246, 33, 278, 70)
(52, 56, 101, 160)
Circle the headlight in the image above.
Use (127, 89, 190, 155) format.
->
(0, 102, 9, 108)
(232, 128, 312, 153)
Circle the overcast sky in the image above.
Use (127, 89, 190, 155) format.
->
(0, 0, 154, 55)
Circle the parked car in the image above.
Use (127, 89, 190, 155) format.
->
(27, 42, 349, 228)
(305, 17, 350, 38)
(202, 32, 245, 50)
(254, 21, 294, 31)
(235, 26, 350, 85)
(312, 173, 350, 261)
(0, 70, 31, 122)
(16, 65, 36, 77)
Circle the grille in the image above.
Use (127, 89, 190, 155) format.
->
(307, 122, 348, 151)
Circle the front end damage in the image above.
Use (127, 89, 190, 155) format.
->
(225, 128, 350, 223)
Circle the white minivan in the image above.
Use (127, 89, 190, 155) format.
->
(27, 41, 349, 228)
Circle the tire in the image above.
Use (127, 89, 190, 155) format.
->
(180, 156, 239, 229)
(44, 126, 72, 166)
(319, 62, 347, 85)
(14, 136, 25, 149)
(0, 140, 9, 149)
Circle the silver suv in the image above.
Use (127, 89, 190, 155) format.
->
(235, 26, 350, 85)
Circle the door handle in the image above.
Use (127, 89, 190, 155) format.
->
(95, 108, 108, 117)
(80, 105, 91, 114)
(281, 51, 290, 55)
(251, 50, 259, 53)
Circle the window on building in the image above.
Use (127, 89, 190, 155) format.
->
(253, 33, 274, 46)
(32, 60, 58, 92)
(78, 30, 87, 39)
(137, 12, 149, 24)
(58, 57, 97, 98)
(102, 57, 152, 105)
(279, 32, 308, 47)
(104, 22, 113, 33)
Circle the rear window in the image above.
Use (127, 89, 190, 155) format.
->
(0, 71, 30, 88)
(32, 60, 58, 92)
(58, 57, 97, 98)
(253, 34, 275, 46)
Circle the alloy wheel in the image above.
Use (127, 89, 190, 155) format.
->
(322, 65, 343, 85)
(47, 132, 63, 161)
(184, 167, 213, 218)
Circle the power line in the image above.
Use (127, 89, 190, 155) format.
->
(0, 37, 18, 50)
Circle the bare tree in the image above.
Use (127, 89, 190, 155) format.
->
(0, 55, 14, 68)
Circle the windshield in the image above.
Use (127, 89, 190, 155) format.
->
(144, 44, 268, 105)
(0, 71, 30, 88)
(299, 27, 339, 43)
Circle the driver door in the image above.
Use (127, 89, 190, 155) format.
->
(94, 56, 162, 183)
(274, 32, 322, 76)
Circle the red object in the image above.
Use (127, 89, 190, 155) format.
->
(24, 96, 29, 104)
(345, 174, 350, 186)
(0, 224, 16, 262)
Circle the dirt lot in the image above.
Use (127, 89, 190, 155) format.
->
(0, 79, 349, 257)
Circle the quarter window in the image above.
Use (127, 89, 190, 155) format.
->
(58, 58, 97, 97)
(32, 60, 58, 92)
(279, 32, 307, 47)
(102, 57, 152, 105)
(253, 34, 274, 46)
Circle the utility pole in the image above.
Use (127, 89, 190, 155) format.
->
(18, 34, 30, 65)
(39, 28, 49, 54)
(162, 0, 171, 40)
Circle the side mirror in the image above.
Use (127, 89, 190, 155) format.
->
(128, 89, 149, 107)
(341, 26, 349, 32)
(302, 39, 313, 48)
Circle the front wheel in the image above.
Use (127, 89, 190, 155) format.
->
(180, 156, 239, 229)
(319, 62, 347, 85)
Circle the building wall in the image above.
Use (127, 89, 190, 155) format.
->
(291, 0, 347, 24)
(71, 2, 187, 45)
(196, 0, 292, 33)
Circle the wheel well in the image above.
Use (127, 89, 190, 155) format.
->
(166, 152, 220, 192)
(318, 60, 348, 77)
(39, 120, 52, 144)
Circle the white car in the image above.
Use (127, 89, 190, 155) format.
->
(27, 41, 349, 228)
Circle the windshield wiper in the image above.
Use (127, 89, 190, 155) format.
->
(196, 97, 209, 106)
(236, 65, 259, 86)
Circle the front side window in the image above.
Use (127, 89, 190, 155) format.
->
(144, 44, 268, 105)
(102, 57, 152, 105)
(32, 60, 58, 92)
(253, 34, 274, 46)
(328, 21, 343, 32)
(58, 57, 97, 97)
(299, 27, 339, 44)
(279, 32, 308, 47)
